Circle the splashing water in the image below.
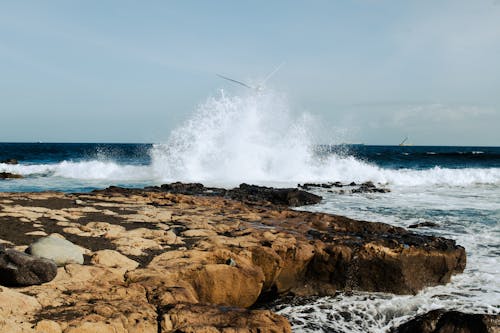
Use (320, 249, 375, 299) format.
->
(150, 91, 500, 187)
(151, 90, 324, 184)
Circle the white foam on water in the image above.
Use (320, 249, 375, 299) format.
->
(0, 160, 152, 181)
(283, 184, 500, 332)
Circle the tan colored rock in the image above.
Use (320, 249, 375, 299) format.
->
(90, 249, 139, 271)
(161, 303, 291, 333)
(35, 320, 62, 333)
(0, 286, 41, 315)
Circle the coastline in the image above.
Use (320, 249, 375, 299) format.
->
(0, 183, 476, 332)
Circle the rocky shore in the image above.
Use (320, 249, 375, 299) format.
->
(0, 184, 478, 332)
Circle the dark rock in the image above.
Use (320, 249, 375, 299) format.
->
(0, 248, 58, 286)
(352, 181, 390, 193)
(99, 182, 322, 207)
(0, 172, 23, 179)
(349, 182, 357, 186)
(159, 182, 226, 196)
(0, 158, 18, 164)
(409, 221, 439, 229)
(227, 183, 322, 206)
(295, 214, 466, 295)
(391, 309, 499, 333)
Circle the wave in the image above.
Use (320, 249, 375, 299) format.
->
(0, 160, 152, 181)
(2, 92, 499, 188)
(149, 91, 500, 187)
(2, 159, 499, 187)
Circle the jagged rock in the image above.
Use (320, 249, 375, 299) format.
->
(0, 248, 57, 286)
(352, 181, 391, 193)
(228, 183, 322, 206)
(27, 235, 84, 266)
(391, 309, 499, 333)
(0, 172, 23, 179)
(161, 303, 291, 333)
(99, 182, 323, 207)
(409, 221, 439, 229)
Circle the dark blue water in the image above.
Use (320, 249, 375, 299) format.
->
(321, 144, 500, 169)
(0, 143, 152, 165)
(2, 143, 499, 170)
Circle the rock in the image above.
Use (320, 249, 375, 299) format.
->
(0, 172, 23, 179)
(161, 303, 291, 333)
(34, 320, 62, 333)
(409, 221, 439, 229)
(0, 248, 57, 286)
(352, 181, 391, 193)
(27, 235, 84, 266)
(391, 309, 499, 333)
(0, 189, 469, 331)
(227, 183, 322, 206)
(99, 182, 323, 207)
(0, 158, 18, 164)
(90, 249, 139, 271)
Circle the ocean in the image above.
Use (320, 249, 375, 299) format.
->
(1, 92, 499, 332)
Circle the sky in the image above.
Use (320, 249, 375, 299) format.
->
(1, 0, 499, 145)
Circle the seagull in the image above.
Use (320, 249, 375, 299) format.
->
(217, 62, 284, 91)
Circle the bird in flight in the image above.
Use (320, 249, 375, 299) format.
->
(217, 62, 284, 91)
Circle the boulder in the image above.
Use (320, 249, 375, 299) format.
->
(0, 248, 57, 286)
(27, 235, 84, 266)
(392, 309, 499, 333)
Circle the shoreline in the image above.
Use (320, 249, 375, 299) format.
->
(0, 183, 477, 332)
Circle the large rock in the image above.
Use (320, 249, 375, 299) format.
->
(0, 248, 57, 286)
(392, 309, 499, 333)
(27, 235, 84, 266)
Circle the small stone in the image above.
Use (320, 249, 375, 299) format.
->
(27, 235, 84, 266)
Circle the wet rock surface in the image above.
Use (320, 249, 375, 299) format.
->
(99, 182, 323, 207)
(299, 181, 391, 194)
(392, 309, 499, 333)
(0, 187, 467, 331)
(409, 221, 440, 229)
(0, 171, 23, 179)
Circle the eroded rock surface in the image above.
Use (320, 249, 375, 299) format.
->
(0, 188, 467, 331)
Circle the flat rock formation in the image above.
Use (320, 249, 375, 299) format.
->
(0, 186, 466, 332)
(99, 182, 323, 207)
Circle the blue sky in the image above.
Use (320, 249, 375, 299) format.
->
(1, 0, 499, 145)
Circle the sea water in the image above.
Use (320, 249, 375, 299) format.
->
(1, 91, 499, 332)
